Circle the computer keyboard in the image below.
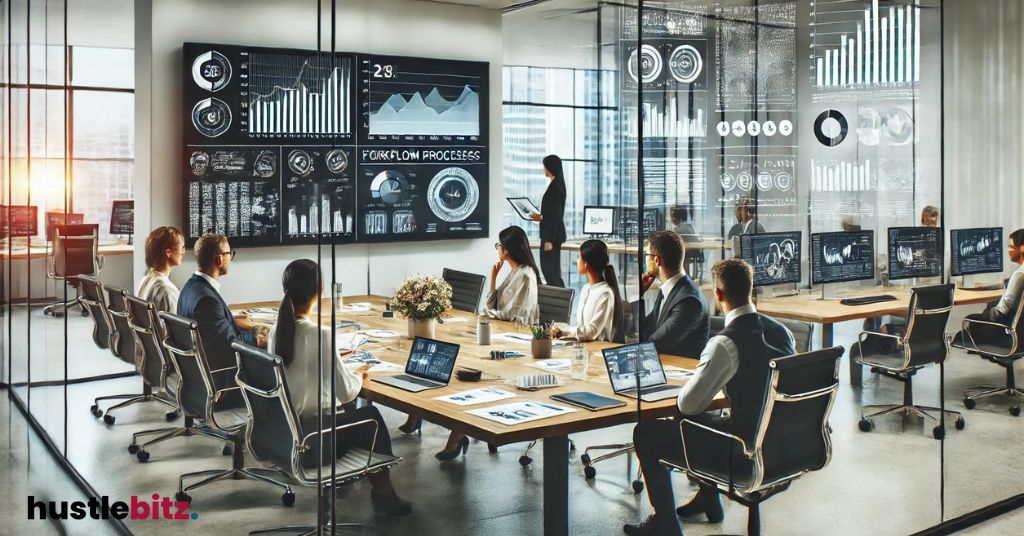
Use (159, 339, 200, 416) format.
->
(625, 384, 677, 394)
(960, 284, 1004, 291)
(397, 375, 439, 387)
(840, 294, 898, 306)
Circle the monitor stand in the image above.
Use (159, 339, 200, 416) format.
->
(758, 284, 799, 299)
(818, 283, 842, 301)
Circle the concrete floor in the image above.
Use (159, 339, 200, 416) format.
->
(5, 306, 1024, 535)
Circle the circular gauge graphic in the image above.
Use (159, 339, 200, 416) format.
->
(778, 119, 794, 136)
(191, 98, 231, 138)
(191, 51, 232, 92)
(668, 45, 702, 84)
(370, 170, 411, 205)
(882, 108, 914, 144)
(775, 172, 793, 192)
(627, 45, 662, 84)
(731, 120, 746, 137)
(716, 121, 730, 137)
(756, 171, 773, 191)
(747, 121, 762, 137)
(253, 150, 276, 178)
(427, 167, 480, 222)
(736, 171, 753, 191)
(287, 150, 314, 177)
(814, 109, 848, 147)
(720, 173, 737, 192)
(762, 120, 777, 137)
(189, 151, 210, 176)
(325, 149, 349, 174)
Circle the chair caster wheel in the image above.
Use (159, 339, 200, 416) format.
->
(631, 480, 644, 494)
(165, 410, 180, 421)
(222, 445, 233, 456)
(955, 418, 966, 430)
(858, 418, 873, 432)
(128, 444, 139, 454)
(519, 455, 532, 467)
(580, 454, 591, 465)
(963, 398, 976, 410)
(933, 426, 945, 440)
(91, 405, 102, 418)
(103, 414, 116, 425)
(584, 465, 596, 480)
(282, 491, 295, 507)
(136, 450, 150, 463)
(175, 491, 191, 504)
(487, 442, 498, 454)
(1011, 406, 1021, 417)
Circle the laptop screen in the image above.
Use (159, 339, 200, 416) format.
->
(406, 336, 460, 383)
(602, 342, 667, 393)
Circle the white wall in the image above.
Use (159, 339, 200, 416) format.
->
(134, 0, 503, 303)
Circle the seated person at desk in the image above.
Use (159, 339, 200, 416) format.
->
(268, 259, 411, 515)
(726, 196, 766, 239)
(136, 226, 185, 313)
(958, 228, 1024, 344)
(921, 205, 940, 227)
(550, 239, 623, 343)
(639, 231, 709, 358)
(670, 206, 699, 243)
(625, 259, 795, 536)
(178, 233, 267, 407)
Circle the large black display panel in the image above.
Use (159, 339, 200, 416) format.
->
(182, 42, 488, 246)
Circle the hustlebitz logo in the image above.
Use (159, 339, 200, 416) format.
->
(28, 494, 198, 521)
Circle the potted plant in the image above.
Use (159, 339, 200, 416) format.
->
(388, 275, 453, 339)
(530, 322, 553, 359)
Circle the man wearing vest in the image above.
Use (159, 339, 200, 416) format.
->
(624, 259, 796, 536)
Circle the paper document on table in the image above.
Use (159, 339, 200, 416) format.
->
(663, 365, 695, 380)
(435, 387, 517, 406)
(342, 302, 371, 312)
(467, 400, 575, 426)
(343, 351, 403, 373)
(337, 333, 369, 351)
(524, 359, 572, 374)
(495, 333, 568, 347)
(246, 308, 278, 322)
(364, 329, 399, 338)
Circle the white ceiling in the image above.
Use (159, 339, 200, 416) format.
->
(503, 0, 602, 69)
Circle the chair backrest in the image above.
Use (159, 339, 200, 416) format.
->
(104, 285, 138, 366)
(750, 346, 843, 493)
(77, 275, 112, 350)
(233, 341, 302, 474)
(903, 283, 955, 368)
(537, 284, 575, 324)
(51, 224, 99, 279)
(125, 294, 172, 392)
(1009, 286, 1024, 355)
(158, 311, 215, 420)
(778, 318, 814, 354)
(45, 212, 85, 242)
(443, 268, 486, 313)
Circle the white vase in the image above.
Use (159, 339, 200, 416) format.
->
(407, 318, 436, 340)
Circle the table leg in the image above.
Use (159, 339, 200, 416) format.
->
(543, 434, 570, 536)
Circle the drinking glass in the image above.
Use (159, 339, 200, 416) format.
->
(571, 343, 589, 380)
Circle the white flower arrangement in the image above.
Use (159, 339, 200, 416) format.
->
(388, 275, 453, 321)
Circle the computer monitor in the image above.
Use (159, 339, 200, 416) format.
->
(583, 206, 615, 235)
(810, 230, 875, 285)
(738, 231, 802, 287)
(0, 205, 38, 238)
(45, 211, 85, 242)
(888, 227, 942, 280)
(109, 200, 134, 236)
(951, 227, 1004, 276)
(405, 337, 460, 383)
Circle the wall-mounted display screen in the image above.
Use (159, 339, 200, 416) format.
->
(183, 42, 488, 247)
(810, 230, 875, 285)
(0, 205, 38, 238)
(739, 231, 802, 287)
(951, 227, 1003, 276)
(888, 226, 942, 280)
(109, 200, 135, 236)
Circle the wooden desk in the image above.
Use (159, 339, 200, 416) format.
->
(756, 286, 1004, 385)
(0, 242, 133, 260)
(234, 295, 718, 536)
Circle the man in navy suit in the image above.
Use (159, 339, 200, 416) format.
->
(639, 231, 710, 358)
(177, 233, 267, 407)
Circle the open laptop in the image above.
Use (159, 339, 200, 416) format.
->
(372, 336, 459, 393)
(602, 342, 681, 402)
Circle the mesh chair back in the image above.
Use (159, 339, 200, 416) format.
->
(105, 286, 138, 366)
(443, 268, 486, 313)
(538, 284, 575, 324)
(158, 312, 214, 419)
(778, 318, 814, 354)
(52, 224, 99, 279)
(77, 275, 112, 350)
(903, 284, 955, 368)
(233, 341, 301, 471)
(754, 346, 842, 491)
(125, 294, 172, 392)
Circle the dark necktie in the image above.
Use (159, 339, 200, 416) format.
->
(653, 291, 664, 323)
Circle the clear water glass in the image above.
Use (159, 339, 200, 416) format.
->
(571, 343, 588, 380)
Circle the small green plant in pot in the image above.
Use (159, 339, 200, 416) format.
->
(531, 322, 553, 359)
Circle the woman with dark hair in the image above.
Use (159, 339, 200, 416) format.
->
(268, 259, 411, 515)
(551, 239, 624, 343)
(136, 226, 185, 313)
(530, 154, 567, 287)
(485, 225, 540, 323)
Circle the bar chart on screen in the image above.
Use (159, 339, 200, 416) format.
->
(810, 159, 876, 192)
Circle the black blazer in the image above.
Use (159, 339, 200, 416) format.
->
(644, 274, 710, 358)
(539, 177, 567, 244)
(177, 274, 257, 384)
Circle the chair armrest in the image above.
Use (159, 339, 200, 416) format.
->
(956, 317, 1011, 353)
(96, 255, 105, 271)
(208, 386, 242, 429)
(298, 418, 380, 478)
(210, 365, 239, 375)
(855, 331, 904, 362)
(681, 418, 752, 461)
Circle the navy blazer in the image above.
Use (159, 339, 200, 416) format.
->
(177, 274, 257, 379)
(644, 274, 710, 358)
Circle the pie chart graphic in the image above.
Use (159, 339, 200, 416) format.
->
(427, 167, 479, 222)
(370, 170, 410, 205)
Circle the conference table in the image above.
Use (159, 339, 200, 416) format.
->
(234, 295, 718, 536)
(532, 239, 731, 256)
(756, 286, 1004, 385)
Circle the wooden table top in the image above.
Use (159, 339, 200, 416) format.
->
(532, 239, 731, 256)
(0, 242, 132, 260)
(755, 286, 1004, 324)
(233, 295, 720, 446)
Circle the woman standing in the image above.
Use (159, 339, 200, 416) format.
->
(530, 154, 567, 287)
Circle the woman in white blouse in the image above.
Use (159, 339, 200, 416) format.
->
(551, 239, 624, 343)
(268, 259, 411, 516)
(136, 226, 185, 312)
(485, 225, 541, 323)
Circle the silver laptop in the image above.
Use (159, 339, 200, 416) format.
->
(602, 342, 681, 402)
(372, 336, 459, 393)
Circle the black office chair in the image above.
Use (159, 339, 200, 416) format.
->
(158, 311, 294, 505)
(661, 346, 844, 536)
(80, 276, 142, 424)
(44, 223, 102, 317)
(234, 341, 404, 535)
(442, 268, 486, 313)
(951, 287, 1024, 415)
(538, 284, 575, 324)
(853, 284, 965, 438)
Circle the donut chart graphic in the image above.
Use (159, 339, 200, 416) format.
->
(814, 109, 848, 147)
(668, 45, 702, 83)
(191, 98, 232, 138)
(627, 45, 662, 84)
(191, 50, 232, 92)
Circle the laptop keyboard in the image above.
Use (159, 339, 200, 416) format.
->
(397, 375, 439, 387)
(624, 384, 677, 394)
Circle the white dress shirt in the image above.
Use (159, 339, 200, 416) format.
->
(555, 281, 615, 342)
(136, 269, 181, 313)
(486, 265, 539, 323)
(193, 271, 221, 294)
(992, 263, 1024, 322)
